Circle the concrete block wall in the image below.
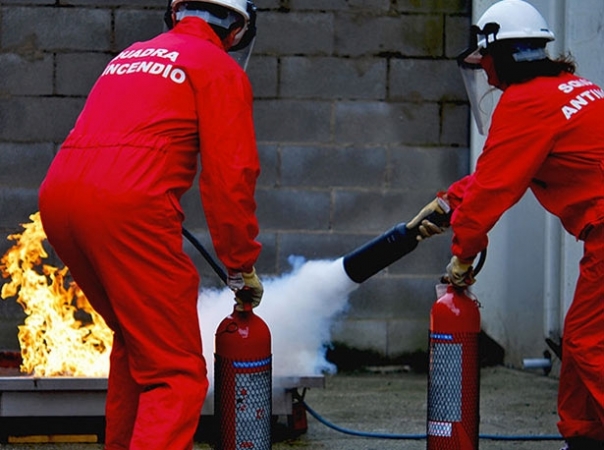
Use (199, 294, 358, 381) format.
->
(0, 0, 471, 358)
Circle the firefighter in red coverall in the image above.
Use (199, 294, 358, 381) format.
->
(408, 1, 604, 449)
(38, 1, 263, 448)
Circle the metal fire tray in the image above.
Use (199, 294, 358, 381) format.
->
(0, 375, 324, 417)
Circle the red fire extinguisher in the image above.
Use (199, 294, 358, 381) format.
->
(427, 251, 485, 450)
(214, 300, 272, 450)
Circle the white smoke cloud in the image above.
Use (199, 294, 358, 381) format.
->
(197, 256, 359, 383)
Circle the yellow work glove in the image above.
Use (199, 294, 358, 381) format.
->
(406, 197, 451, 241)
(227, 267, 264, 310)
(445, 256, 475, 287)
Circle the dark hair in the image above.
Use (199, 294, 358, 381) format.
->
(488, 39, 576, 85)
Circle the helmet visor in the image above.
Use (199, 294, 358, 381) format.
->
(229, 35, 255, 71)
(458, 49, 501, 136)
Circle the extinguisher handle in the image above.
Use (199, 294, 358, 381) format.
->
(440, 249, 487, 286)
(234, 288, 255, 310)
(406, 209, 452, 239)
(406, 197, 452, 238)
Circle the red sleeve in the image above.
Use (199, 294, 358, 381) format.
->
(446, 82, 555, 263)
(197, 69, 261, 273)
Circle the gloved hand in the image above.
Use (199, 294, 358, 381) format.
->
(445, 256, 475, 287)
(406, 196, 451, 241)
(227, 267, 264, 310)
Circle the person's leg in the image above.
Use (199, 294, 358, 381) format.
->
(40, 189, 141, 449)
(76, 195, 208, 450)
(558, 226, 604, 444)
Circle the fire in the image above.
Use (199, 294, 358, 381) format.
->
(0, 212, 112, 377)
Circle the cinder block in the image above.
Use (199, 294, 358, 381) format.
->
(289, 0, 390, 12)
(0, 97, 85, 142)
(397, 0, 471, 14)
(277, 232, 363, 266)
(0, 53, 53, 96)
(1, 0, 54, 4)
(2, 7, 111, 51)
(56, 53, 113, 96)
(281, 56, 386, 100)
(386, 318, 430, 356)
(446, 15, 472, 58)
(347, 275, 436, 319)
(257, 143, 278, 188)
(389, 59, 466, 102)
(255, 0, 280, 9)
(115, 9, 166, 51)
(254, 12, 334, 55)
(255, 188, 331, 231)
(389, 146, 469, 192)
(387, 234, 452, 276)
(330, 318, 388, 355)
(0, 318, 21, 350)
(332, 190, 410, 233)
(254, 231, 278, 275)
(335, 14, 443, 57)
(180, 187, 206, 229)
(441, 103, 469, 147)
(247, 56, 278, 99)
(281, 145, 387, 187)
(0, 188, 40, 229)
(60, 0, 165, 6)
(0, 143, 54, 188)
(254, 99, 332, 142)
(334, 101, 440, 145)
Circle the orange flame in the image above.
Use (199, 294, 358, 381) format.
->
(0, 212, 112, 377)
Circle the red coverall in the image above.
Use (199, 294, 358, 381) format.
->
(38, 17, 261, 450)
(447, 72, 604, 441)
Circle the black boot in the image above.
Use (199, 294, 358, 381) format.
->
(562, 437, 604, 450)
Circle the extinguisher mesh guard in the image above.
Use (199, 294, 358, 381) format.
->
(214, 355, 272, 450)
(427, 333, 480, 449)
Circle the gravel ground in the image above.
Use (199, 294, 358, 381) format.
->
(0, 366, 563, 450)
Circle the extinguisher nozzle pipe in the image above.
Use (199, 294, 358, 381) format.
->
(342, 223, 419, 283)
(182, 227, 228, 285)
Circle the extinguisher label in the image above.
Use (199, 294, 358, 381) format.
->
(428, 420, 453, 437)
(428, 342, 462, 422)
(234, 369, 272, 449)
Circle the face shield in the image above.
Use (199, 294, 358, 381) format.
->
(229, 36, 255, 70)
(228, 1, 256, 71)
(457, 23, 502, 135)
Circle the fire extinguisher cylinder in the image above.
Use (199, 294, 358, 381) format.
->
(214, 304, 272, 450)
(427, 284, 481, 450)
(342, 209, 450, 284)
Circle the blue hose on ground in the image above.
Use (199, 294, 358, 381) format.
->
(301, 400, 563, 441)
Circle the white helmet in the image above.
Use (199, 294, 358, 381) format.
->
(476, 0, 555, 48)
(456, 0, 555, 135)
(165, 0, 257, 69)
(171, 0, 250, 22)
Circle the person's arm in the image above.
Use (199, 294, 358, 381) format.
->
(448, 87, 555, 262)
(196, 68, 262, 274)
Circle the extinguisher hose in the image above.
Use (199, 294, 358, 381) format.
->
(299, 398, 562, 441)
(182, 226, 228, 285)
(473, 248, 487, 276)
